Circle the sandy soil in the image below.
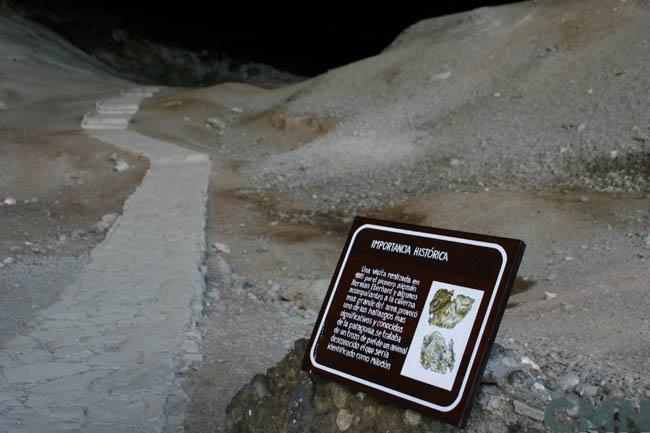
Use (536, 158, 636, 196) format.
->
(0, 130, 148, 256)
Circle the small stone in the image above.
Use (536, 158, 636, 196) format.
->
(114, 159, 130, 172)
(631, 126, 648, 143)
(71, 228, 87, 239)
(162, 100, 182, 108)
(578, 383, 600, 398)
(329, 383, 349, 409)
(297, 272, 313, 280)
(403, 409, 422, 426)
(482, 343, 529, 385)
(449, 158, 461, 168)
(213, 242, 231, 254)
(493, 92, 501, 97)
(478, 390, 507, 413)
(3, 197, 16, 206)
(513, 400, 545, 422)
(205, 117, 227, 135)
(546, 274, 557, 282)
(430, 71, 451, 81)
(521, 356, 541, 371)
(610, 150, 619, 159)
(558, 374, 580, 392)
(109, 152, 120, 162)
(94, 213, 118, 232)
(335, 409, 354, 432)
(577, 123, 586, 132)
(544, 291, 557, 300)
(251, 375, 269, 399)
(313, 393, 331, 413)
(230, 107, 243, 113)
(587, 88, 594, 95)
(3, 257, 14, 265)
(532, 382, 552, 401)
(644, 235, 650, 248)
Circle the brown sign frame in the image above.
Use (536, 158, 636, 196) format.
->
(302, 216, 526, 426)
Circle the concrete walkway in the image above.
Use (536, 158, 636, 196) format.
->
(0, 127, 210, 430)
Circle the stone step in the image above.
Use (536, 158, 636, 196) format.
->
(81, 112, 131, 130)
(96, 95, 143, 114)
(121, 86, 161, 97)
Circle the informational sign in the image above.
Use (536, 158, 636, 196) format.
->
(302, 217, 526, 426)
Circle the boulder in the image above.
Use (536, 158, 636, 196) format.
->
(224, 339, 555, 433)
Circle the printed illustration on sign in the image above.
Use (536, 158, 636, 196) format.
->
(420, 331, 454, 373)
(401, 282, 483, 391)
(428, 288, 475, 328)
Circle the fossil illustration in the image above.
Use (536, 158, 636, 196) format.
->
(428, 288, 474, 328)
(420, 331, 455, 373)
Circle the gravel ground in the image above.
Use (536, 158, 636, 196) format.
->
(0, 254, 86, 345)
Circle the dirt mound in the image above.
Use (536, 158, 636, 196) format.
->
(132, 1, 650, 216)
(228, 0, 650, 214)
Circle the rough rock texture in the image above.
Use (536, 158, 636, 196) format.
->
(225, 338, 650, 433)
(428, 289, 474, 329)
(225, 340, 553, 433)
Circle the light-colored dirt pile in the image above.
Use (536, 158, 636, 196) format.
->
(247, 0, 650, 213)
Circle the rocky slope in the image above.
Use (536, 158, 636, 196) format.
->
(245, 0, 650, 214)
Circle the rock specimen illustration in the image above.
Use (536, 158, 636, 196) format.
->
(428, 288, 474, 328)
(420, 331, 455, 373)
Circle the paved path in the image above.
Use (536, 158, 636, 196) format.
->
(0, 125, 210, 430)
